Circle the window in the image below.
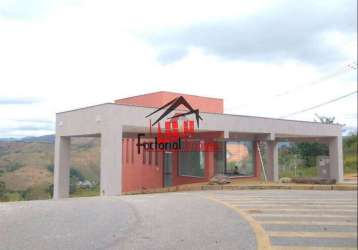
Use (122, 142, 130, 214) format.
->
(214, 141, 226, 174)
(226, 141, 254, 176)
(179, 140, 205, 177)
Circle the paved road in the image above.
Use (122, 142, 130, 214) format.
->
(0, 196, 138, 250)
(0, 192, 255, 250)
(211, 190, 357, 250)
(0, 190, 356, 250)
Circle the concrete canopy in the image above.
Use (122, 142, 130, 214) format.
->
(54, 102, 343, 198)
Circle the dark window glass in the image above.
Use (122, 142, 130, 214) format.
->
(179, 140, 205, 177)
(214, 141, 226, 175)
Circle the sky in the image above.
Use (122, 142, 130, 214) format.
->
(0, 0, 357, 138)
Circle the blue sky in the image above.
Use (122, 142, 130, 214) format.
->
(0, 0, 357, 138)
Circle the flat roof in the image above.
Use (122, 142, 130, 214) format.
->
(56, 102, 343, 127)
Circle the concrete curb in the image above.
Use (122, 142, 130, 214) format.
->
(123, 183, 357, 195)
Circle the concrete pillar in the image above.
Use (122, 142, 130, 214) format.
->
(53, 136, 71, 199)
(224, 130, 229, 139)
(267, 141, 279, 182)
(100, 127, 123, 196)
(329, 136, 344, 183)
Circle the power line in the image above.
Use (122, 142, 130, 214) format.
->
(279, 90, 358, 118)
(275, 61, 357, 97)
(226, 61, 357, 112)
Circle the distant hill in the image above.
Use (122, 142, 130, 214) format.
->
(0, 138, 19, 142)
(0, 134, 55, 143)
(21, 134, 55, 143)
(0, 136, 100, 201)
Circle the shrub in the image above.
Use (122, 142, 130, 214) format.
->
(47, 184, 54, 198)
(47, 164, 54, 173)
(0, 181, 5, 198)
(7, 162, 23, 172)
(70, 168, 85, 181)
(0, 192, 24, 202)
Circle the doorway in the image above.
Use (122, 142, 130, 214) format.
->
(163, 152, 173, 187)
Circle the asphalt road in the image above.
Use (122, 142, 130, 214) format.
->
(0, 192, 256, 250)
(0, 190, 356, 250)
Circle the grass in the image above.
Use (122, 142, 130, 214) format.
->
(344, 153, 358, 174)
(1, 185, 100, 202)
(70, 185, 100, 198)
(0, 192, 24, 202)
(279, 156, 357, 179)
(279, 147, 357, 179)
(280, 166, 317, 178)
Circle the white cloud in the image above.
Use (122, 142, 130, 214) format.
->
(0, 0, 356, 137)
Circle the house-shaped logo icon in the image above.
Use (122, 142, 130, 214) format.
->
(145, 96, 203, 143)
(145, 96, 203, 127)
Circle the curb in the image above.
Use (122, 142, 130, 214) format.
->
(123, 183, 357, 195)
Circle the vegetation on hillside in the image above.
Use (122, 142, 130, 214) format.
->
(343, 132, 358, 174)
(0, 138, 100, 202)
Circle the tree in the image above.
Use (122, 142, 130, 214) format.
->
(293, 114, 334, 167)
(343, 132, 358, 172)
(344, 132, 358, 152)
(292, 142, 329, 167)
(314, 113, 335, 124)
(47, 184, 54, 198)
(0, 181, 5, 198)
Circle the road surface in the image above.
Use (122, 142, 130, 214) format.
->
(211, 190, 357, 250)
(0, 190, 356, 250)
(0, 192, 255, 250)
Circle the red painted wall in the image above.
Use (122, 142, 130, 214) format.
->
(122, 138, 164, 192)
(115, 91, 224, 114)
(122, 133, 261, 193)
(117, 91, 263, 192)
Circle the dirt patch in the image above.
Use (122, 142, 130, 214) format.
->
(0, 166, 52, 191)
